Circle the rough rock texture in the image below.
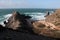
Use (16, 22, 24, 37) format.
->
(5, 11, 33, 33)
(0, 23, 58, 40)
(0, 11, 59, 40)
(32, 9, 60, 38)
(45, 9, 60, 27)
(33, 21, 60, 38)
(0, 28, 57, 40)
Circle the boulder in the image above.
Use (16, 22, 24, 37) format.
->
(5, 11, 33, 33)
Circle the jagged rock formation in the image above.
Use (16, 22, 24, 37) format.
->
(0, 11, 59, 40)
(44, 11, 50, 17)
(4, 11, 33, 33)
(4, 11, 60, 38)
(45, 9, 60, 27)
(33, 21, 60, 38)
(32, 9, 60, 38)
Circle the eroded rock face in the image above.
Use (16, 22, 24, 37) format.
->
(33, 20, 60, 38)
(5, 11, 33, 32)
(32, 9, 60, 38)
(45, 9, 60, 27)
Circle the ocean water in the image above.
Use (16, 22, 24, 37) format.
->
(0, 9, 55, 26)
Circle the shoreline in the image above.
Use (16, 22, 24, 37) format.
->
(0, 10, 60, 40)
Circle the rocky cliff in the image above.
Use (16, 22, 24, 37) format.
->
(33, 9, 60, 38)
(4, 11, 34, 33)
(0, 11, 59, 40)
(45, 9, 60, 27)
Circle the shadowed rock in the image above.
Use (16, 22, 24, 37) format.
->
(0, 11, 59, 40)
(0, 22, 57, 40)
(0, 24, 7, 32)
(44, 12, 50, 17)
(4, 11, 33, 33)
(33, 20, 60, 38)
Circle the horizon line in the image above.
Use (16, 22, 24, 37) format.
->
(0, 8, 59, 9)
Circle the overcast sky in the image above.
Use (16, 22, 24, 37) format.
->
(0, 0, 60, 9)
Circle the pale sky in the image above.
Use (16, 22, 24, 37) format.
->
(0, 0, 60, 9)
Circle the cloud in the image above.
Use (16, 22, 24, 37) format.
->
(0, 0, 27, 8)
(0, 0, 41, 8)
(0, 0, 60, 8)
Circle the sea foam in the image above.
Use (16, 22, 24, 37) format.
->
(0, 12, 46, 26)
(0, 14, 12, 26)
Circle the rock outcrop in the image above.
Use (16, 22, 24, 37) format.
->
(33, 21, 60, 38)
(0, 11, 60, 40)
(2, 10, 60, 38)
(4, 11, 33, 33)
(32, 9, 60, 38)
(45, 9, 60, 27)
(44, 11, 50, 17)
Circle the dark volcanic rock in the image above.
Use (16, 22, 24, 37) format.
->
(5, 11, 33, 33)
(0, 24, 6, 32)
(0, 29, 58, 40)
(0, 25, 58, 40)
(44, 11, 50, 17)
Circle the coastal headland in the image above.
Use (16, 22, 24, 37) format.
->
(0, 10, 60, 40)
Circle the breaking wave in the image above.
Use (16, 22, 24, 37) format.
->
(0, 12, 46, 26)
(0, 14, 12, 26)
